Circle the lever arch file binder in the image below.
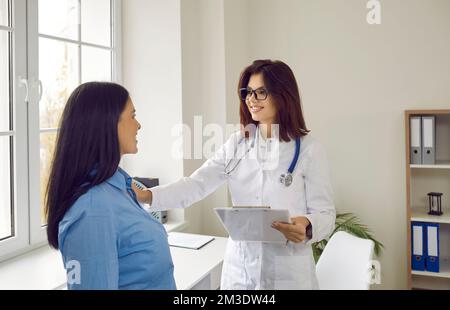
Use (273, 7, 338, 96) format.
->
(425, 223, 440, 272)
(411, 222, 425, 271)
(422, 116, 436, 165)
(410, 116, 422, 164)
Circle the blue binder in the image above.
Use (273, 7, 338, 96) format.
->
(411, 222, 425, 271)
(425, 223, 440, 272)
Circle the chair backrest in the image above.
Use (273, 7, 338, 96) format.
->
(315, 231, 375, 290)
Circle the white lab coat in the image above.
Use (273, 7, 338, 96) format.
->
(151, 130, 336, 289)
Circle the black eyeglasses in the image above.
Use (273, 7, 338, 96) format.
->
(239, 87, 269, 101)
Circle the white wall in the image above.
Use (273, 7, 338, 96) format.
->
(222, 0, 450, 289)
(122, 0, 232, 231)
(122, 0, 450, 289)
(179, 0, 228, 236)
(223, 0, 251, 125)
(122, 0, 184, 222)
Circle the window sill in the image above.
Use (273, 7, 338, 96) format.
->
(0, 220, 188, 290)
(0, 245, 66, 290)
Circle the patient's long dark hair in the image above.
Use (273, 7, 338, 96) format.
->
(45, 82, 129, 249)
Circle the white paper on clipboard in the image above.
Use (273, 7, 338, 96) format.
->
(214, 207, 290, 243)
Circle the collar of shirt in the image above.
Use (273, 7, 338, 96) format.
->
(106, 167, 140, 206)
(106, 167, 129, 190)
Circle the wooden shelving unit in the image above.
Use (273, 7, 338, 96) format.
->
(405, 109, 450, 290)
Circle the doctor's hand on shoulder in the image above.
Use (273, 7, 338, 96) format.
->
(271, 216, 312, 243)
(132, 182, 153, 205)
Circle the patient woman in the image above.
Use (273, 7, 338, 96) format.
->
(45, 82, 176, 290)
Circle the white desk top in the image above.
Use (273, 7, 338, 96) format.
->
(0, 234, 228, 290)
(171, 236, 228, 290)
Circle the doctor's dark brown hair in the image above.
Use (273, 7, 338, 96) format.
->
(45, 82, 129, 249)
(238, 59, 310, 142)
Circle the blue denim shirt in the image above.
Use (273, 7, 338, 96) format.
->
(58, 168, 176, 290)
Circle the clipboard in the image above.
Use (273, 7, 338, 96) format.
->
(214, 207, 290, 243)
(168, 232, 215, 250)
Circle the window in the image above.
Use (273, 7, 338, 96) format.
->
(0, 0, 13, 242)
(0, 0, 28, 256)
(37, 0, 113, 227)
(0, 0, 121, 258)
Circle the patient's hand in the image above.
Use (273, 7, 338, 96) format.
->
(131, 183, 153, 205)
(271, 216, 310, 243)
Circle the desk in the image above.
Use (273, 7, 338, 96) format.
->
(0, 234, 228, 290)
(171, 235, 228, 290)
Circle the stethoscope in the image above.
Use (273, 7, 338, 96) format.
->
(224, 136, 255, 175)
(224, 133, 301, 187)
(279, 138, 300, 187)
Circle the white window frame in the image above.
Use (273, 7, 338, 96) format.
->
(0, 0, 122, 260)
(0, 0, 29, 258)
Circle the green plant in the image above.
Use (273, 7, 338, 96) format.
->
(312, 213, 384, 263)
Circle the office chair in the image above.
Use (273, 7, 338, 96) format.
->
(315, 231, 375, 290)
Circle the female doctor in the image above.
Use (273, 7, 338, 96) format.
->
(135, 59, 335, 289)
